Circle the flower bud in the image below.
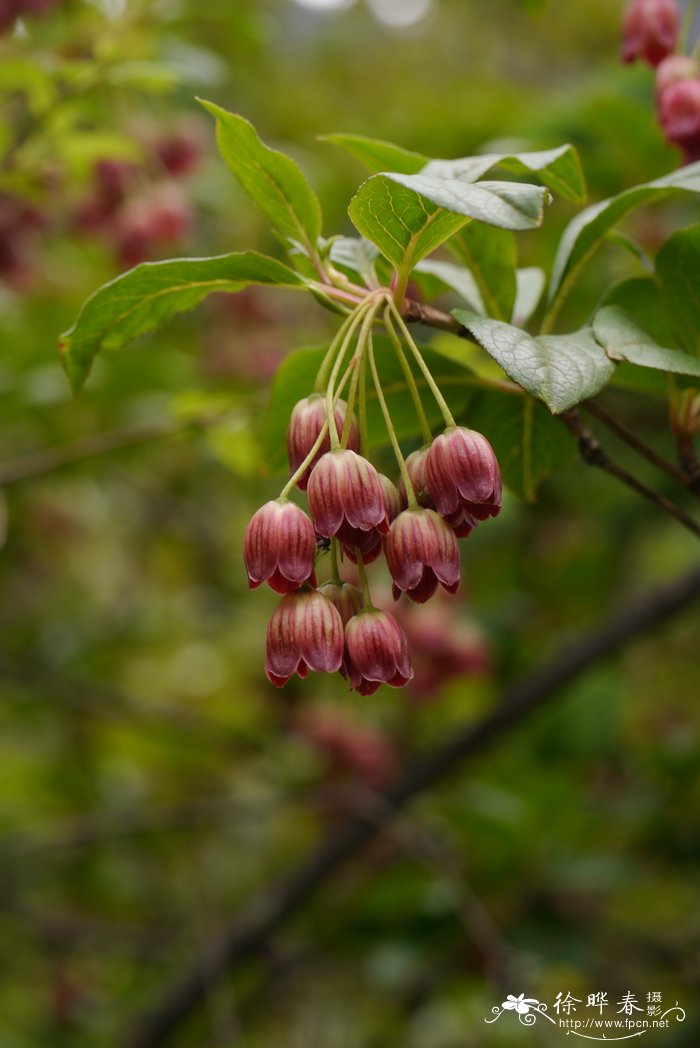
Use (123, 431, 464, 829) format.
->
(385, 508, 460, 603)
(658, 78, 700, 162)
(342, 473, 403, 564)
(397, 447, 434, 508)
(286, 395, 359, 490)
(426, 427, 502, 524)
(655, 54, 698, 101)
(344, 609, 413, 695)
(621, 0, 679, 67)
(318, 580, 364, 624)
(266, 589, 344, 687)
(308, 449, 389, 541)
(244, 499, 316, 594)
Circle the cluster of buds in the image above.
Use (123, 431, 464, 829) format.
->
(620, 0, 700, 164)
(74, 122, 202, 268)
(244, 305, 502, 696)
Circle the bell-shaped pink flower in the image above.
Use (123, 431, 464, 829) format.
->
(426, 427, 502, 524)
(342, 474, 404, 564)
(266, 588, 344, 687)
(658, 78, 700, 162)
(244, 499, 316, 594)
(385, 508, 461, 603)
(397, 447, 433, 508)
(286, 394, 358, 490)
(307, 449, 390, 541)
(621, 0, 679, 68)
(344, 609, 413, 695)
(655, 54, 698, 100)
(318, 580, 364, 624)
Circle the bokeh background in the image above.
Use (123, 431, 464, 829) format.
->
(1, 0, 699, 1044)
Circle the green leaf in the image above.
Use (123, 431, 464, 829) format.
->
(548, 161, 700, 307)
(454, 310, 616, 413)
(448, 224, 517, 321)
(262, 338, 476, 473)
(348, 173, 549, 273)
(423, 144, 586, 204)
(198, 100, 322, 253)
(599, 277, 674, 347)
(60, 253, 306, 394)
(593, 306, 700, 378)
(462, 391, 576, 501)
(348, 175, 469, 271)
(656, 224, 700, 355)
(413, 259, 484, 312)
(320, 133, 428, 175)
(513, 267, 546, 325)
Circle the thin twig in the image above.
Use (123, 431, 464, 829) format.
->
(561, 410, 700, 540)
(401, 299, 700, 535)
(126, 561, 700, 1047)
(582, 400, 699, 496)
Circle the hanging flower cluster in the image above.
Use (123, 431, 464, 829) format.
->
(243, 291, 502, 696)
(620, 0, 700, 164)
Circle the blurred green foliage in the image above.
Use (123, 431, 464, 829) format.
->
(0, 0, 699, 1045)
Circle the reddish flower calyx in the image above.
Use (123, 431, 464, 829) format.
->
(308, 449, 390, 540)
(318, 580, 364, 624)
(342, 473, 404, 564)
(266, 589, 344, 687)
(426, 426, 502, 524)
(385, 508, 461, 604)
(655, 54, 699, 100)
(287, 395, 359, 491)
(621, 0, 679, 68)
(244, 499, 316, 594)
(344, 609, 413, 695)
(658, 79, 700, 162)
(397, 446, 433, 508)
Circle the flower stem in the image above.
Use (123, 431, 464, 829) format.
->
(355, 549, 373, 608)
(326, 298, 376, 449)
(367, 331, 418, 510)
(388, 301, 456, 429)
(358, 348, 369, 456)
(329, 537, 341, 580)
(383, 306, 432, 445)
(314, 304, 366, 395)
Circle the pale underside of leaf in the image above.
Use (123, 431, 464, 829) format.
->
(454, 310, 616, 413)
(593, 306, 700, 377)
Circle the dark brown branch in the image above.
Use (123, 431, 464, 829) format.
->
(561, 409, 700, 540)
(401, 299, 700, 537)
(676, 433, 700, 494)
(582, 399, 698, 494)
(126, 561, 700, 1048)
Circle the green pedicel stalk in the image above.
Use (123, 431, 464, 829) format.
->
(367, 331, 418, 510)
(388, 301, 456, 429)
(383, 306, 432, 446)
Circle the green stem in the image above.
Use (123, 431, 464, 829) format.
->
(314, 304, 367, 395)
(325, 299, 375, 449)
(329, 538, 341, 580)
(355, 549, 373, 608)
(341, 356, 361, 449)
(358, 348, 369, 456)
(383, 307, 432, 445)
(367, 331, 418, 510)
(389, 302, 456, 429)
